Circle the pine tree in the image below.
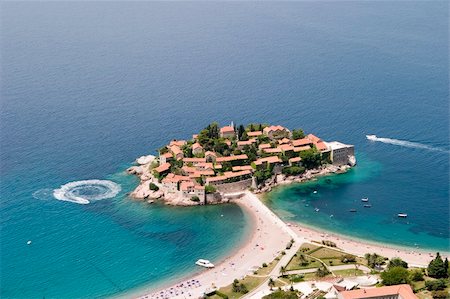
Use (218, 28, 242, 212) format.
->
(428, 252, 447, 278)
(444, 258, 449, 277)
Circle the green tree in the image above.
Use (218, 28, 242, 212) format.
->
(409, 269, 424, 281)
(380, 266, 409, 286)
(425, 279, 447, 291)
(237, 125, 245, 140)
(292, 129, 305, 140)
(428, 253, 448, 278)
(388, 258, 408, 269)
(316, 265, 330, 278)
(205, 185, 216, 194)
(365, 253, 386, 269)
(431, 290, 449, 299)
(268, 278, 275, 290)
(149, 183, 159, 191)
(444, 258, 449, 277)
(262, 290, 298, 299)
(299, 148, 322, 169)
(280, 266, 287, 277)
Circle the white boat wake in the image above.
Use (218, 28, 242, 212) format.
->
(53, 180, 121, 204)
(366, 135, 448, 153)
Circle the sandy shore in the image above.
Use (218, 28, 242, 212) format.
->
(287, 223, 449, 268)
(127, 192, 447, 299)
(132, 191, 295, 299)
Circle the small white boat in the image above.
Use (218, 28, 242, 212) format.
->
(313, 190, 318, 194)
(398, 213, 408, 218)
(195, 259, 214, 268)
(315, 208, 320, 212)
(361, 198, 369, 202)
(366, 135, 377, 140)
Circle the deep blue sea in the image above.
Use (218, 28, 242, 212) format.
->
(1, 2, 448, 298)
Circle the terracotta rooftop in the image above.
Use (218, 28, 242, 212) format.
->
(154, 163, 170, 173)
(237, 140, 256, 146)
(279, 144, 294, 151)
(247, 131, 262, 137)
(294, 145, 312, 152)
(258, 143, 272, 149)
(183, 157, 206, 164)
(279, 138, 291, 144)
(307, 133, 322, 143)
(263, 147, 283, 154)
(220, 126, 235, 133)
(339, 284, 416, 299)
(232, 165, 254, 172)
(162, 173, 191, 183)
(263, 125, 288, 133)
(169, 140, 186, 147)
(192, 142, 202, 150)
(254, 156, 282, 165)
(315, 141, 328, 151)
(216, 154, 248, 163)
(289, 157, 302, 163)
(161, 152, 173, 159)
(292, 137, 312, 147)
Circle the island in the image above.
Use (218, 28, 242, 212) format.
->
(127, 122, 356, 205)
(125, 123, 449, 299)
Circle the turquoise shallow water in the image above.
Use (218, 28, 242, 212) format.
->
(265, 153, 449, 252)
(1, 1, 449, 298)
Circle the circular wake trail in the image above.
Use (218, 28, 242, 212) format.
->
(53, 180, 121, 204)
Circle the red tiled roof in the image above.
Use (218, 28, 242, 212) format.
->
(220, 126, 235, 133)
(279, 138, 291, 144)
(289, 157, 302, 163)
(183, 157, 206, 164)
(162, 173, 191, 183)
(216, 154, 248, 163)
(263, 125, 288, 133)
(254, 156, 281, 165)
(154, 163, 170, 173)
(169, 145, 182, 156)
(192, 142, 202, 150)
(279, 144, 294, 151)
(264, 147, 282, 154)
(247, 131, 262, 137)
(339, 284, 416, 299)
(307, 133, 322, 143)
(294, 146, 311, 152)
(169, 140, 186, 147)
(237, 140, 256, 146)
(161, 152, 173, 159)
(315, 141, 328, 151)
(292, 138, 312, 147)
(258, 143, 272, 149)
(232, 165, 253, 171)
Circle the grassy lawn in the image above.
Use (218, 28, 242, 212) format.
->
(309, 247, 357, 266)
(255, 255, 282, 276)
(285, 252, 322, 271)
(299, 243, 320, 254)
(301, 272, 332, 281)
(218, 276, 266, 299)
(333, 269, 365, 277)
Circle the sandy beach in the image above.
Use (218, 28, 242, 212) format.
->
(133, 191, 296, 299)
(287, 223, 449, 268)
(130, 191, 447, 299)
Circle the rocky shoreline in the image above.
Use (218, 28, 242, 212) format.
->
(126, 154, 352, 205)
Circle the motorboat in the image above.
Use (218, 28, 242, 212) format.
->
(363, 204, 372, 208)
(349, 209, 357, 212)
(366, 135, 377, 140)
(315, 208, 320, 212)
(361, 198, 369, 202)
(195, 259, 214, 268)
(313, 190, 318, 194)
(398, 213, 408, 218)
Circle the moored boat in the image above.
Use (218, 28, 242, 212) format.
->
(363, 204, 372, 208)
(361, 197, 369, 202)
(398, 213, 408, 218)
(349, 209, 357, 212)
(195, 259, 214, 268)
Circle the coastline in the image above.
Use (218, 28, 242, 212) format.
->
(126, 191, 294, 299)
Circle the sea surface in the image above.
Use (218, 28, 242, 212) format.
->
(1, 2, 448, 298)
